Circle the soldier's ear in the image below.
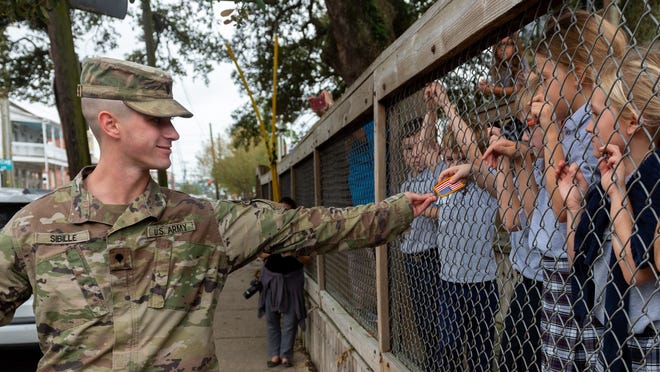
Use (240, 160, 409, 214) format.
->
(98, 111, 121, 139)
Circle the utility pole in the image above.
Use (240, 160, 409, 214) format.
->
(0, 98, 12, 187)
(209, 123, 220, 200)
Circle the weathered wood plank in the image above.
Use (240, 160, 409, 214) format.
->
(313, 149, 326, 290)
(319, 291, 382, 371)
(373, 102, 391, 352)
(375, 0, 533, 100)
(275, 73, 374, 174)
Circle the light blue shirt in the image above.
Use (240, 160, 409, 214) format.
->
(437, 182, 497, 283)
(562, 104, 598, 185)
(508, 170, 544, 281)
(530, 104, 599, 259)
(509, 213, 543, 282)
(400, 165, 443, 254)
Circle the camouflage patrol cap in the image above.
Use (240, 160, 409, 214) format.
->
(77, 57, 193, 118)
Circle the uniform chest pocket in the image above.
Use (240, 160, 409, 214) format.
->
(149, 239, 217, 311)
(35, 247, 109, 331)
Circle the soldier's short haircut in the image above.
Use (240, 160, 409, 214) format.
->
(81, 98, 134, 143)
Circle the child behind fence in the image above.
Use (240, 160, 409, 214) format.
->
(481, 72, 545, 372)
(426, 81, 500, 372)
(479, 33, 531, 143)
(557, 47, 660, 371)
(477, 34, 530, 98)
(398, 113, 444, 372)
(528, 10, 628, 371)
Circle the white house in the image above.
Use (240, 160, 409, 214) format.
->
(0, 98, 70, 189)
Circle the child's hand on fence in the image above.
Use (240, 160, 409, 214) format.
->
(597, 144, 626, 198)
(488, 126, 502, 144)
(477, 79, 491, 94)
(482, 138, 517, 169)
(404, 192, 437, 217)
(438, 164, 471, 184)
(555, 160, 588, 213)
(530, 93, 559, 135)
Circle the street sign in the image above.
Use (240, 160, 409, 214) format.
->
(0, 159, 13, 171)
(68, 0, 128, 19)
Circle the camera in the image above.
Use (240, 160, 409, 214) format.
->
(243, 279, 263, 299)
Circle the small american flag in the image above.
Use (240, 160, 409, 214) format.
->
(433, 177, 466, 198)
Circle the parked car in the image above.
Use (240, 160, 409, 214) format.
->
(0, 188, 48, 346)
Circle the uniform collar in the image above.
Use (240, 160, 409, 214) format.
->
(68, 166, 168, 226)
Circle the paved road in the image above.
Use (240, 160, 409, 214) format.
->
(214, 259, 311, 371)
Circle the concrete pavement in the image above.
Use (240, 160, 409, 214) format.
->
(214, 259, 312, 372)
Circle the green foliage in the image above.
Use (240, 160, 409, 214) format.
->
(0, 0, 48, 29)
(124, 1, 226, 83)
(178, 180, 201, 194)
(365, 0, 390, 46)
(0, 1, 51, 99)
(197, 132, 268, 199)
(224, 0, 435, 148)
(621, 0, 659, 46)
(0, 0, 227, 103)
(0, 32, 52, 99)
(226, 0, 334, 148)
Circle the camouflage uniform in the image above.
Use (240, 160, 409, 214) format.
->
(0, 167, 413, 371)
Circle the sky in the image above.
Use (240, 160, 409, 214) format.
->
(13, 1, 245, 184)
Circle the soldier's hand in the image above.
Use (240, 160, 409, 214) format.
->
(404, 192, 437, 217)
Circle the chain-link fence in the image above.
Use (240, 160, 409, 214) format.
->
(263, 0, 659, 370)
(291, 155, 318, 281)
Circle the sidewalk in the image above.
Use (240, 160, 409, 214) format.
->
(214, 259, 312, 371)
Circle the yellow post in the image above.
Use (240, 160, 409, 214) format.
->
(225, 40, 281, 201)
(225, 43, 271, 155)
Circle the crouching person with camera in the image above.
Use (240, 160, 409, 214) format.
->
(256, 197, 311, 368)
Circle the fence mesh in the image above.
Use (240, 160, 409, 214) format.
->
(267, 1, 659, 370)
(293, 155, 318, 281)
(385, 2, 659, 371)
(279, 170, 291, 202)
(319, 122, 380, 334)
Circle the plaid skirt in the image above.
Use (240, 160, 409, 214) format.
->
(594, 329, 660, 371)
(540, 257, 600, 372)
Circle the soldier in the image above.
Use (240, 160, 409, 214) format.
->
(0, 57, 436, 371)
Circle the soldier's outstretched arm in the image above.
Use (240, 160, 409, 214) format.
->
(215, 192, 434, 271)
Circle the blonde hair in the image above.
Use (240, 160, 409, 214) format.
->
(600, 48, 660, 146)
(536, 10, 628, 87)
(81, 98, 133, 143)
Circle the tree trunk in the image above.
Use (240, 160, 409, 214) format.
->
(47, 0, 91, 179)
(140, 0, 170, 188)
(322, 0, 400, 85)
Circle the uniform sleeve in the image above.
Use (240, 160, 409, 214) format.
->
(214, 193, 414, 270)
(0, 230, 32, 326)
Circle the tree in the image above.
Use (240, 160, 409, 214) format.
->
(197, 131, 268, 199)
(619, 0, 659, 46)
(1, 0, 91, 176)
(0, 0, 227, 178)
(177, 180, 207, 197)
(224, 0, 436, 148)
